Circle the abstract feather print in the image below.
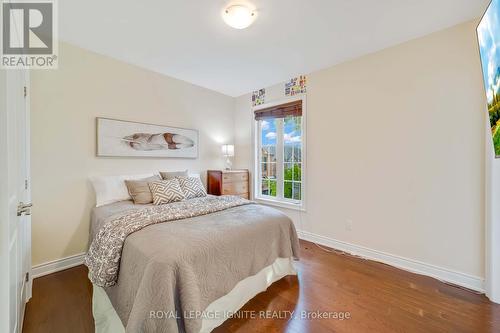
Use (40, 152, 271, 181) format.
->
(122, 132, 195, 151)
(97, 118, 198, 158)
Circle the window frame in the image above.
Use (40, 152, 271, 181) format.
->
(253, 96, 306, 211)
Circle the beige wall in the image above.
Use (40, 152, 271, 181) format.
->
(30, 42, 235, 266)
(234, 21, 486, 277)
(32, 21, 487, 279)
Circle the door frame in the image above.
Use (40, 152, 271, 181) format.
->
(1, 1, 33, 331)
(486, 117, 500, 304)
(19, 69, 32, 330)
(0, 68, 32, 333)
(1, 62, 11, 333)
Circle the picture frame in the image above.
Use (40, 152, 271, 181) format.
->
(96, 117, 199, 158)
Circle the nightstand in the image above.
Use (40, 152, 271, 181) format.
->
(207, 170, 249, 199)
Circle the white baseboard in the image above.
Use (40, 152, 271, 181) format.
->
(32, 252, 86, 279)
(297, 230, 485, 293)
(31, 233, 485, 292)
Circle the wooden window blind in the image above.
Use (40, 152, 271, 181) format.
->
(254, 100, 302, 120)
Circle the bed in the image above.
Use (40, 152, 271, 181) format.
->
(86, 195, 300, 333)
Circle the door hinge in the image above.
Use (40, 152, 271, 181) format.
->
(25, 272, 29, 282)
(25, 179, 28, 190)
(24, 86, 27, 98)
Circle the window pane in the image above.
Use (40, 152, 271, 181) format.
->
(261, 163, 277, 180)
(261, 179, 269, 196)
(284, 116, 302, 165)
(261, 119, 277, 145)
(293, 163, 301, 181)
(284, 145, 293, 162)
(268, 180, 277, 197)
(284, 181, 293, 199)
(269, 163, 276, 179)
(284, 116, 301, 132)
(293, 182, 301, 200)
(294, 143, 302, 162)
(284, 163, 293, 181)
(261, 145, 276, 163)
(285, 142, 302, 162)
(261, 162, 268, 177)
(284, 116, 302, 145)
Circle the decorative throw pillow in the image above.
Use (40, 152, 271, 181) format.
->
(90, 173, 157, 207)
(160, 170, 189, 180)
(149, 179, 185, 205)
(125, 175, 161, 204)
(177, 176, 207, 199)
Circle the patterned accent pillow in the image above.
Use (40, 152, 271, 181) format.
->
(177, 176, 207, 199)
(149, 179, 185, 205)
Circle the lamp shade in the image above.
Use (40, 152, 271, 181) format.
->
(221, 144, 234, 157)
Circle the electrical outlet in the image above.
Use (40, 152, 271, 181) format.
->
(346, 219, 353, 231)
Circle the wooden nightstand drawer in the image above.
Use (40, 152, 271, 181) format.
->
(222, 181, 248, 195)
(222, 172, 248, 183)
(207, 169, 250, 197)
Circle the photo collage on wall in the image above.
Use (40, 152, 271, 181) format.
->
(285, 75, 307, 96)
(252, 89, 265, 107)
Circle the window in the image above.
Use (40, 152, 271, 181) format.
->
(254, 99, 304, 208)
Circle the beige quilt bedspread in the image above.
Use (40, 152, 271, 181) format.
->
(86, 197, 299, 333)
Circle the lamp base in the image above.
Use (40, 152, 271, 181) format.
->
(225, 157, 232, 170)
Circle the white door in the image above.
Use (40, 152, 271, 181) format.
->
(1, 69, 32, 333)
(0, 5, 32, 329)
(17, 69, 33, 332)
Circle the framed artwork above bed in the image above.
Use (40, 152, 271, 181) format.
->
(96, 117, 199, 158)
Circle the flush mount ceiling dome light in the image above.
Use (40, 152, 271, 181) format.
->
(222, 4, 256, 29)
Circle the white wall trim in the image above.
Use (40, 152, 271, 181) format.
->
(297, 230, 485, 293)
(32, 253, 86, 279)
(30, 234, 485, 293)
(485, 116, 500, 303)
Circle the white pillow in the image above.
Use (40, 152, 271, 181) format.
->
(90, 173, 157, 207)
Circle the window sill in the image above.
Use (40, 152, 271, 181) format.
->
(254, 197, 306, 212)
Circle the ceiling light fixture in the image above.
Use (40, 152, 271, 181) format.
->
(222, 4, 256, 29)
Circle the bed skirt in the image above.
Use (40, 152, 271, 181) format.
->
(92, 257, 297, 333)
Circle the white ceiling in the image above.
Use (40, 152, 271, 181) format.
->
(59, 0, 489, 97)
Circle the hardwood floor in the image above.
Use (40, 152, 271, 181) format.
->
(23, 240, 500, 333)
(23, 264, 94, 333)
